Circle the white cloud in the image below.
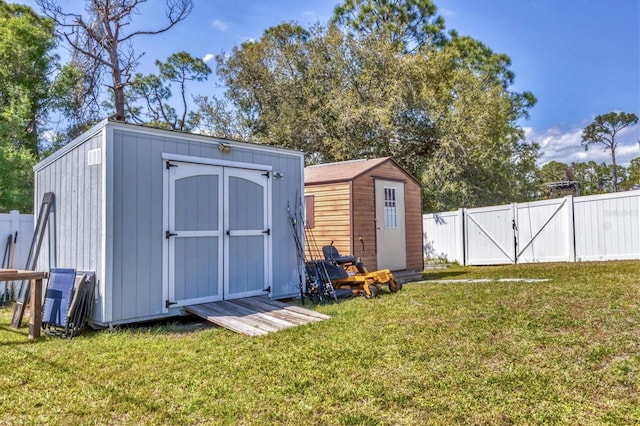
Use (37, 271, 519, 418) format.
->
(527, 123, 640, 167)
(212, 19, 230, 32)
(202, 53, 215, 63)
(439, 7, 455, 18)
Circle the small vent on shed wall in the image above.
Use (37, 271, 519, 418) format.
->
(87, 148, 102, 166)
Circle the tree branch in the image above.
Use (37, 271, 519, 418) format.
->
(119, 0, 192, 43)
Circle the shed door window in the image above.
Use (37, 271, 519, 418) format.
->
(384, 187, 398, 229)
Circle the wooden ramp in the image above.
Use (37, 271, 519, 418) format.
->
(184, 296, 330, 337)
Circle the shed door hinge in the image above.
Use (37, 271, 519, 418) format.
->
(166, 230, 178, 239)
(262, 229, 271, 236)
(262, 171, 270, 178)
(166, 300, 177, 308)
(166, 161, 178, 169)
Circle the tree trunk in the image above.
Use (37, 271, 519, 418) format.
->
(611, 147, 618, 192)
(107, 41, 126, 121)
(111, 76, 126, 121)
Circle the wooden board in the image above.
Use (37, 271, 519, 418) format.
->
(184, 296, 330, 337)
(0, 270, 48, 338)
(11, 192, 54, 329)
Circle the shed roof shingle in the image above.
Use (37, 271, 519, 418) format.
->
(304, 157, 391, 184)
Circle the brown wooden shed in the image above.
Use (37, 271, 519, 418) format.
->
(304, 157, 423, 272)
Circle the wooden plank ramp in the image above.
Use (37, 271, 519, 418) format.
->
(184, 296, 330, 337)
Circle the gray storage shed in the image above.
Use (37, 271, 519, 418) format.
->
(34, 119, 304, 327)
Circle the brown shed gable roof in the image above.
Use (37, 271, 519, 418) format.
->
(305, 157, 421, 186)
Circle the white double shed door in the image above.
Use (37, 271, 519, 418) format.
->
(162, 156, 271, 311)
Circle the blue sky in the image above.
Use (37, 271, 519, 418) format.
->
(19, 0, 640, 166)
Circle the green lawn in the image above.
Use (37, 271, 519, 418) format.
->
(1, 261, 639, 425)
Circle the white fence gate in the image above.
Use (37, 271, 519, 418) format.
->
(514, 197, 575, 264)
(423, 190, 640, 265)
(0, 210, 34, 270)
(464, 203, 516, 265)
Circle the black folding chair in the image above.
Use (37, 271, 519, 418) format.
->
(42, 268, 95, 338)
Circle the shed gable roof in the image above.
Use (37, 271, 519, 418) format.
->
(305, 158, 389, 184)
(305, 157, 420, 186)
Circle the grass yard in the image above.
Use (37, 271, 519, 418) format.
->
(1, 261, 639, 425)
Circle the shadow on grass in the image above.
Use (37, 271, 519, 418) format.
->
(0, 324, 28, 336)
(9, 344, 187, 424)
(1, 316, 216, 347)
(0, 338, 38, 347)
(85, 315, 217, 337)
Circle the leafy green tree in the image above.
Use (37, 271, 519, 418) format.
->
(620, 157, 640, 190)
(538, 161, 571, 198)
(615, 164, 628, 189)
(130, 51, 210, 131)
(45, 59, 100, 147)
(212, 0, 538, 211)
(215, 23, 362, 157)
(214, 22, 441, 167)
(581, 111, 638, 192)
(448, 33, 518, 94)
(540, 161, 569, 182)
(332, 0, 446, 52)
(0, 1, 61, 211)
(0, 1, 56, 157)
(420, 64, 539, 210)
(332, 0, 537, 210)
(215, 19, 538, 211)
(571, 161, 615, 195)
(193, 95, 251, 141)
(37, 0, 193, 122)
(331, 0, 534, 101)
(0, 145, 36, 212)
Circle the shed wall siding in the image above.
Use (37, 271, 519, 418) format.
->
(304, 183, 352, 259)
(34, 132, 105, 322)
(351, 174, 377, 269)
(352, 161, 423, 271)
(111, 130, 163, 322)
(403, 173, 424, 270)
(111, 129, 302, 323)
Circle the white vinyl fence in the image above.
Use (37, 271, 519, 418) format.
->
(423, 209, 465, 264)
(573, 191, 640, 261)
(423, 190, 640, 265)
(0, 211, 34, 270)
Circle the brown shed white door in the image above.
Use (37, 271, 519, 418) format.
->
(375, 179, 406, 270)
